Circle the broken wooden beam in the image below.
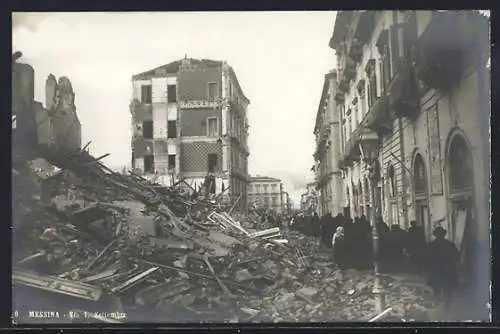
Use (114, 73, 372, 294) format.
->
(86, 238, 118, 270)
(203, 255, 233, 296)
(111, 267, 159, 294)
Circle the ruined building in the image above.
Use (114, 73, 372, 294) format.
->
(130, 58, 250, 212)
(12, 54, 81, 166)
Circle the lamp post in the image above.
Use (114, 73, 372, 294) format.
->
(359, 139, 385, 314)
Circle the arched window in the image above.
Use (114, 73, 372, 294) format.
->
(448, 135, 473, 194)
(413, 154, 427, 197)
(388, 164, 396, 197)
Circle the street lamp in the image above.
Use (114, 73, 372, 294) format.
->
(359, 137, 385, 314)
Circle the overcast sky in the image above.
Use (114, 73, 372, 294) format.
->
(12, 11, 337, 206)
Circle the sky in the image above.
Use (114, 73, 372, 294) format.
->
(12, 11, 337, 206)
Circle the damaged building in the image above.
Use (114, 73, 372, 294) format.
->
(329, 10, 489, 299)
(130, 58, 250, 213)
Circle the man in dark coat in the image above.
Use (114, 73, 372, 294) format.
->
(319, 213, 332, 249)
(358, 215, 373, 268)
(407, 220, 427, 273)
(426, 226, 460, 308)
(311, 212, 321, 240)
(386, 224, 408, 272)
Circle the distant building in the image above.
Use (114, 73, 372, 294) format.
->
(247, 176, 287, 213)
(130, 57, 250, 212)
(313, 70, 343, 217)
(300, 182, 318, 213)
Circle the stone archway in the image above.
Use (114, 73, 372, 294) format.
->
(445, 131, 476, 291)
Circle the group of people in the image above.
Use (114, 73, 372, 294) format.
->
(292, 212, 461, 307)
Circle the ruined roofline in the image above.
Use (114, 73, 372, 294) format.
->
(131, 58, 224, 81)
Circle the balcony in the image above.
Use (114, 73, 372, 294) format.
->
(341, 127, 362, 166)
(361, 94, 392, 135)
(343, 59, 357, 82)
(389, 58, 420, 118)
(414, 11, 489, 91)
(334, 91, 345, 104)
(338, 77, 350, 94)
(129, 99, 153, 121)
(348, 38, 363, 63)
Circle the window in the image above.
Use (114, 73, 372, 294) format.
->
(413, 154, 427, 196)
(367, 67, 378, 108)
(168, 154, 176, 170)
(141, 85, 152, 104)
(167, 120, 177, 138)
(167, 85, 177, 103)
(390, 24, 405, 75)
(263, 184, 269, 193)
(207, 117, 218, 137)
(271, 184, 278, 193)
(208, 153, 218, 173)
(381, 46, 391, 93)
(255, 184, 261, 193)
(144, 155, 154, 173)
(208, 82, 218, 100)
(388, 165, 396, 197)
(264, 197, 270, 206)
(143, 120, 153, 139)
(272, 196, 278, 206)
(448, 135, 473, 194)
(403, 12, 418, 59)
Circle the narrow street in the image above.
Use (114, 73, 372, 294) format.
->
(12, 10, 490, 324)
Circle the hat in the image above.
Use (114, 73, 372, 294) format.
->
(433, 226, 447, 237)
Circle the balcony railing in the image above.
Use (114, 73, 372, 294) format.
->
(348, 38, 363, 63)
(360, 94, 392, 135)
(389, 58, 420, 118)
(414, 11, 489, 91)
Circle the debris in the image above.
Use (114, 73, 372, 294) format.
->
(13, 269, 103, 301)
(235, 269, 254, 282)
(12, 148, 435, 323)
(111, 267, 159, 294)
(369, 307, 394, 322)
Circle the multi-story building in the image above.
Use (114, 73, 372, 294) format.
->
(130, 57, 250, 212)
(313, 70, 343, 217)
(247, 176, 287, 213)
(300, 182, 319, 213)
(330, 10, 489, 295)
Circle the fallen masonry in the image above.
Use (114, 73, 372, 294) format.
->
(12, 148, 434, 323)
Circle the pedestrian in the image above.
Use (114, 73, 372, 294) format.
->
(425, 226, 460, 308)
(407, 220, 427, 273)
(386, 224, 408, 272)
(311, 212, 321, 241)
(332, 226, 347, 269)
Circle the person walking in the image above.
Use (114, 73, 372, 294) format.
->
(425, 226, 460, 308)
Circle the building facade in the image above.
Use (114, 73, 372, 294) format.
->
(247, 176, 287, 213)
(130, 58, 250, 212)
(313, 70, 344, 217)
(330, 10, 489, 293)
(300, 182, 319, 213)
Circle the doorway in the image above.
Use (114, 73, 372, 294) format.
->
(413, 153, 431, 240)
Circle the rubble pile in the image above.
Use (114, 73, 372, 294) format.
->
(12, 148, 433, 323)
